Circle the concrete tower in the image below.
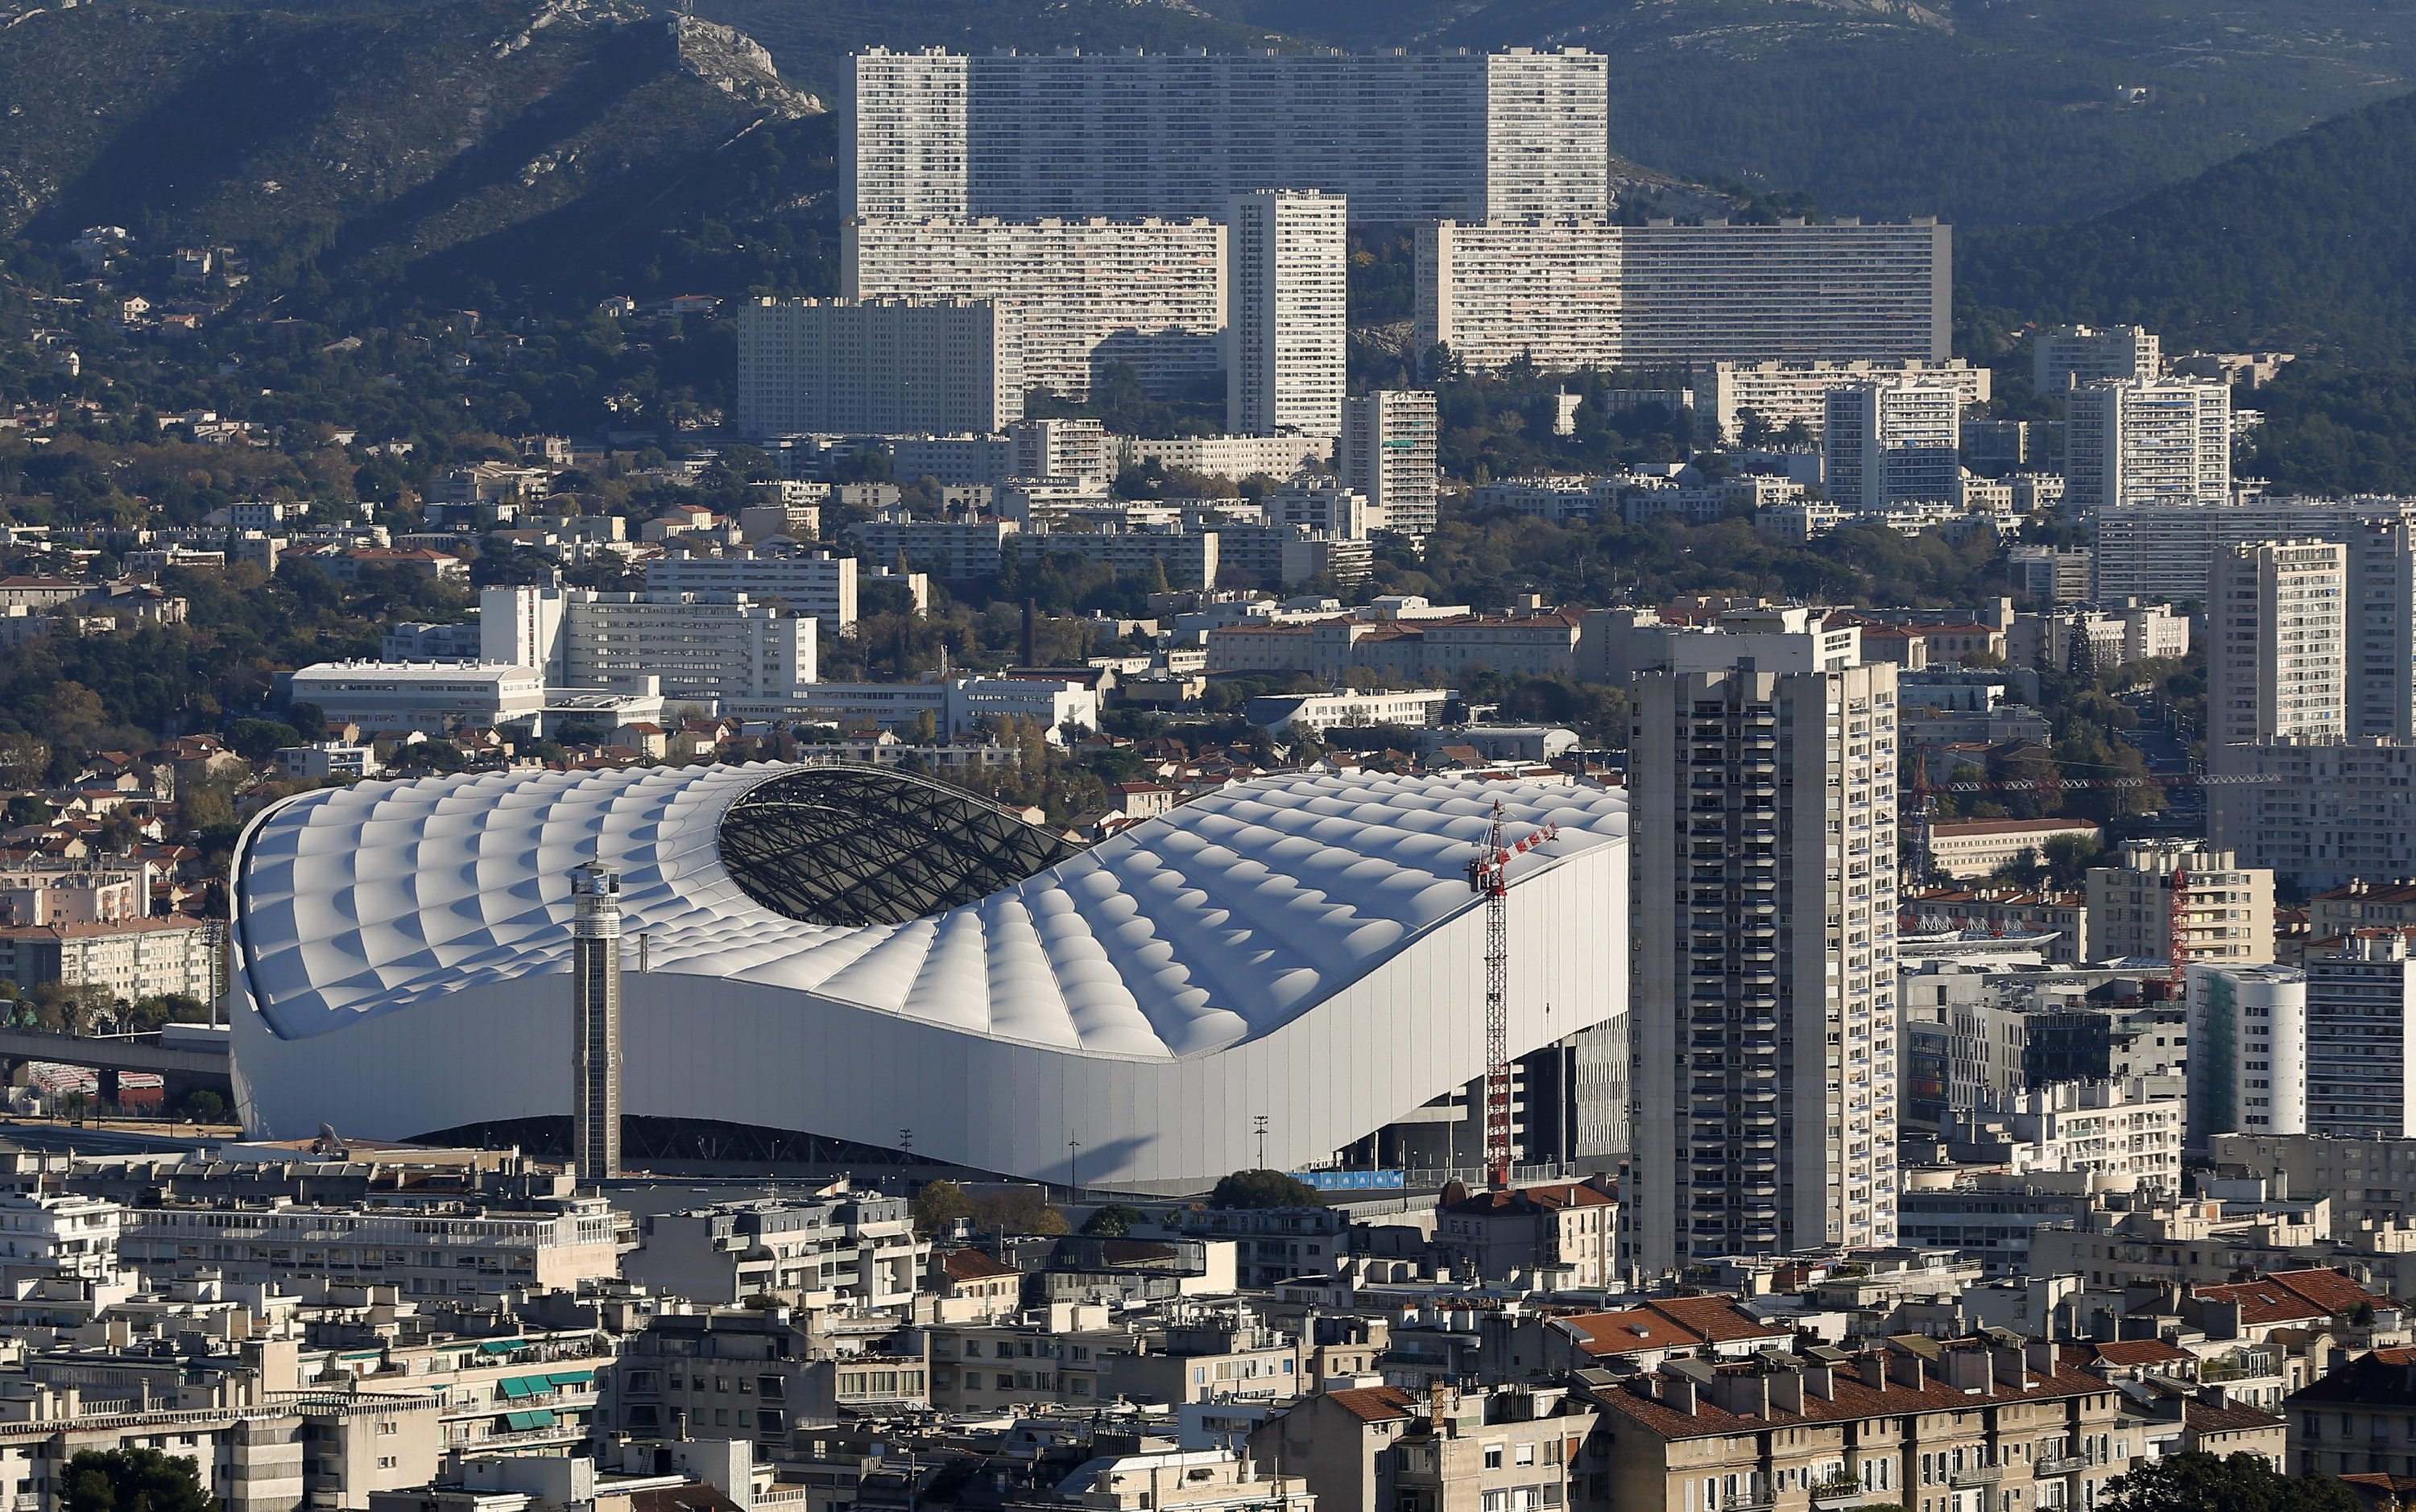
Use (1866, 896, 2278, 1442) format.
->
(570, 859, 623, 1181)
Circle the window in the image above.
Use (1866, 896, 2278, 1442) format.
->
(1485, 1448, 1504, 1470)
(1517, 1445, 1537, 1467)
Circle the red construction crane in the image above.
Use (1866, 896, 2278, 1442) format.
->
(1467, 800, 1560, 1191)
(2167, 857, 2191, 994)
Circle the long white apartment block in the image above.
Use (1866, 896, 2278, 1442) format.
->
(1115, 432, 1330, 482)
(1628, 650, 1899, 1273)
(850, 47, 1609, 221)
(1417, 218, 1951, 373)
(2208, 742, 2416, 889)
(844, 216, 1226, 401)
(1694, 359, 1990, 440)
(2089, 497, 2416, 603)
(1227, 190, 1347, 439)
(644, 550, 861, 633)
(1341, 390, 1441, 538)
(2062, 377, 2231, 510)
(735, 297, 1021, 439)
(480, 585, 818, 704)
(1822, 381, 1962, 512)
(2208, 539, 2347, 749)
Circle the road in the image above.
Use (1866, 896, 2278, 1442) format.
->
(0, 1119, 219, 1155)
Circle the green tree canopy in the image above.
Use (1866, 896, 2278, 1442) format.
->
(2103, 1453, 2359, 1512)
(1080, 1203, 1146, 1237)
(909, 1179, 972, 1236)
(1207, 1169, 1322, 1210)
(63, 1448, 217, 1512)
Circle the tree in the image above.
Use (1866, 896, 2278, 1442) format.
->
(2102, 1452, 2358, 1512)
(1207, 1169, 1322, 1210)
(910, 1179, 973, 1236)
(972, 1188, 1069, 1235)
(1081, 1203, 1146, 1237)
(62, 1449, 217, 1512)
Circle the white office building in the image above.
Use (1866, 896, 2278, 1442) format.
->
(2208, 539, 2347, 750)
(1694, 359, 1990, 441)
(2034, 324, 2162, 393)
(1417, 219, 1951, 374)
(1227, 190, 1347, 440)
(735, 297, 1022, 438)
(1115, 433, 1330, 483)
(2305, 932, 2416, 1138)
(2186, 963, 2306, 1149)
(1340, 390, 1440, 539)
(643, 551, 865, 634)
(480, 587, 817, 704)
(1822, 381, 1963, 511)
(2062, 378, 2231, 510)
(1629, 645, 1899, 1273)
(849, 48, 1610, 222)
(844, 216, 1227, 401)
(288, 662, 548, 733)
(1266, 476, 1376, 539)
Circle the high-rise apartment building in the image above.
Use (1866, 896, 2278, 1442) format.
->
(2306, 932, 2416, 1138)
(843, 216, 1227, 401)
(1821, 381, 1963, 511)
(2033, 324, 2161, 393)
(1693, 358, 1990, 440)
(1226, 190, 1347, 439)
(1417, 219, 1951, 374)
(646, 551, 863, 634)
(1340, 390, 1441, 539)
(1628, 650, 1898, 1274)
(2062, 378, 2231, 510)
(849, 48, 1609, 221)
(569, 859, 623, 1183)
(2186, 963, 2305, 1151)
(2348, 515, 2416, 742)
(481, 586, 818, 704)
(2207, 539, 2347, 750)
(735, 297, 1021, 439)
(2082, 841, 2275, 966)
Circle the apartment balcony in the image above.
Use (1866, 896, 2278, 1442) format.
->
(1951, 1467, 2004, 1490)
(2033, 1452, 2085, 1477)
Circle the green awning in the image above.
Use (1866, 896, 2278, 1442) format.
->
(478, 1340, 526, 1354)
(499, 1377, 536, 1399)
(339, 1350, 385, 1361)
(503, 1409, 559, 1431)
(548, 1370, 594, 1388)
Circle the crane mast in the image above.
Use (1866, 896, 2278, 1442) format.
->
(1467, 800, 1560, 1189)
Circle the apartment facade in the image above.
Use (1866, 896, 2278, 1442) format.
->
(1822, 381, 1962, 512)
(644, 552, 864, 633)
(2062, 378, 2231, 510)
(2305, 932, 2416, 1138)
(1417, 219, 1951, 374)
(1628, 654, 1899, 1273)
(849, 48, 1610, 221)
(2209, 539, 2347, 750)
(1227, 190, 1347, 440)
(2187, 963, 2307, 1148)
(0, 913, 216, 1004)
(734, 297, 1022, 438)
(2034, 324, 2160, 393)
(115, 1196, 627, 1295)
(843, 216, 1226, 400)
(2083, 841, 2275, 965)
(480, 586, 817, 704)
(1694, 359, 1989, 440)
(1341, 390, 1442, 539)
(2209, 741, 2416, 888)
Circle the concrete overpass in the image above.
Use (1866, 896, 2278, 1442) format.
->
(0, 1027, 233, 1105)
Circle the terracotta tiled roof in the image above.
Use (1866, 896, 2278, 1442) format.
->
(1324, 1385, 1419, 1423)
(2084, 1339, 2193, 1367)
(2265, 1267, 2398, 1316)
(1558, 1309, 1700, 1354)
(2193, 1277, 2331, 1326)
(939, 1249, 1016, 1283)
(1648, 1295, 1791, 1345)
(1591, 1352, 2108, 1440)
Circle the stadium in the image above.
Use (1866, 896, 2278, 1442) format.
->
(229, 764, 1628, 1191)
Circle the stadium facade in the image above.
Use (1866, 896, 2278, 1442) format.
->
(229, 766, 1628, 1191)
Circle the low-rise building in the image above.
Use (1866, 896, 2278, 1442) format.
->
(1926, 820, 2103, 882)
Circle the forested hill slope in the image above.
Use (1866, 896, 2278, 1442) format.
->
(0, 0, 839, 308)
(1958, 85, 2416, 361)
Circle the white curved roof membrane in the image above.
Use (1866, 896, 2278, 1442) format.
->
(235, 764, 1628, 1060)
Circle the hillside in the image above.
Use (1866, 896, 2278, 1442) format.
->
(0, 0, 841, 308)
(1958, 85, 2416, 362)
(1202, 0, 2416, 227)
